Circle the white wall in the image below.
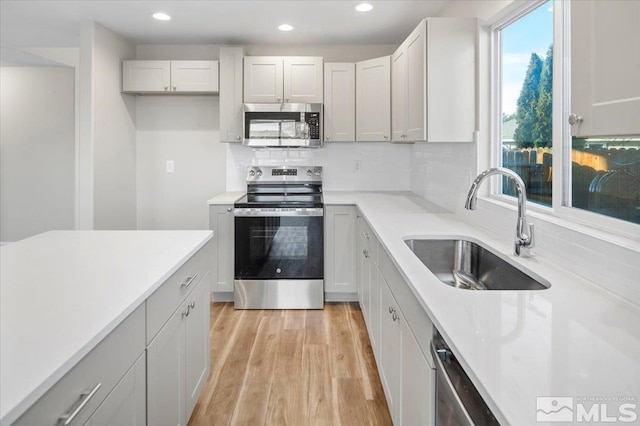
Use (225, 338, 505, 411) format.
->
(0, 67, 75, 242)
(79, 21, 137, 230)
(136, 96, 226, 229)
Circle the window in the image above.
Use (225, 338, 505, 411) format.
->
(497, 1, 553, 207)
(493, 0, 640, 233)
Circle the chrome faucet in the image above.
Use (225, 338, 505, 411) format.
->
(465, 167, 535, 257)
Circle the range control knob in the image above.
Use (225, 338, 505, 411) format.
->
(256, 169, 263, 177)
(276, 268, 282, 274)
(249, 170, 256, 177)
(307, 169, 313, 176)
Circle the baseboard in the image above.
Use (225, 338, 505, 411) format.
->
(324, 292, 359, 302)
(212, 291, 234, 302)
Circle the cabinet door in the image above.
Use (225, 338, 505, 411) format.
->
(356, 56, 391, 141)
(244, 56, 283, 103)
(283, 56, 324, 103)
(184, 277, 211, 418)
(147, 305, 186, 426)
(427, 18, 477, 142)
(571, 1, 640, 137)
(85, 354, 146, 426)
(219, 47, 245, 142)
(122, 60, 171, 93)
(405, 22, 427, 141)
(170, 60, 219, 93)
(378, 276, 401, 423)
(209, 205, 235, 293)
(400, 318, 435, 426)
(324, 206, 357, 293)
(324, 63, 356, 142)
(391, 47, 408, 142)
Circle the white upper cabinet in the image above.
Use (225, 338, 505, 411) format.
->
(571, 0, 640, 137)
(123, 60, 171, 92)
(356, 56, 391, 142)
(123, 60, 219, 94)
(219, 47, 245, 143)
(324, 63, 356, 142)
(243, 56, 284, 103)
(170, 60, 219, 93)
(284, 57, 324, 103)
(244, 56, 323, 103)
(392, 18, 477, 143)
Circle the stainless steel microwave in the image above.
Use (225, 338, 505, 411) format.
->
(243, 103, 323, 148)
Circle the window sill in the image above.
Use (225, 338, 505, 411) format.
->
(476, 194, 640, 252)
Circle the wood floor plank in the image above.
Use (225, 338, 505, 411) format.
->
(265, 329, 306, 425)
(230, 315, 284, 424)
(189, 302, 392, 426)
(327, 303, 361, 379)
(304, 344, 334, 426)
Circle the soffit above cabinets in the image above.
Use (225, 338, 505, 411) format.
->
(0, 0, 450, 47)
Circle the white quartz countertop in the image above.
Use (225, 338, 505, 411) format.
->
(323, 191, 640, 425)
(207, 191, 245, 205)
(0, 230, 212, 425)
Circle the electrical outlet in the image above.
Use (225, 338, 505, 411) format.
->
(353, 160, 362, 173)
(166, 160, 175, 173)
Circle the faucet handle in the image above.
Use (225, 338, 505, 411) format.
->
(527, 223, 535, 249)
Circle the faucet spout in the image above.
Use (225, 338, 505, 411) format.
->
(464, 167, 535, 256)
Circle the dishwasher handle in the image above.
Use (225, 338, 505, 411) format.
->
(430, 341, 476, 426)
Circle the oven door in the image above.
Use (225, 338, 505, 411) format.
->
(234, 208, 324, 280)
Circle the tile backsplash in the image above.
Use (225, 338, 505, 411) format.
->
(226, 142, 412, 191)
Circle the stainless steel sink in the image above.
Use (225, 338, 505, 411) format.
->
(404, 238, 550, 290)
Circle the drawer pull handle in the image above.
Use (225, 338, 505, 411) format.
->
(59, 382, 102, 425)
(181, 274, 198, 289)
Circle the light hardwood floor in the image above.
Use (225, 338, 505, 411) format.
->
(188, 302, 393, 426)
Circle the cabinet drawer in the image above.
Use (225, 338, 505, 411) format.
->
(13, 305, 145, 426)
(146, 244, 210, 343)
(358, 215, 378, 262)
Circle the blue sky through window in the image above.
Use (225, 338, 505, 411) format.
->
(502, 1, 553, 114)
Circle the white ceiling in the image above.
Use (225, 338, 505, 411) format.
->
(0, 1, 451, 48)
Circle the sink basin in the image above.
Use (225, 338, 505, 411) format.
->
(404, 238, 550, 290)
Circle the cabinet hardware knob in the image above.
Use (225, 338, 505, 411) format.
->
(59, 383, 102, 425)
(236, 136, 241, 140)
(227, 207, 232, 212)
(389, 306, 393, 314)
(384, 135, 388, 139)
(326, 136, 330, 140)
(277, 97, 282, 102)
(182, 307, 190, 317)
(189, 301, 195, 309)
(173, 85, 177, 91)
(363, 250, 369, 258)
(164, 85, 169, 91)
(568, 113, 584, 125)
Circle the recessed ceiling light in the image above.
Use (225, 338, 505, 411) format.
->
(355, 3, 373, 12)
(278, 24, 294, 32)
(152, 12, 171, 21)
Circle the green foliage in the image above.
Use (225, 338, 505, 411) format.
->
(513, 53, 543, 148)
(532, 45, 553, 147)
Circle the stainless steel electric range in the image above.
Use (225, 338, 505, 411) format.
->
(233, 166, 324, 309)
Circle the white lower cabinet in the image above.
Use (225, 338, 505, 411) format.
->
(209, 205, 235, 293)
(354, 208, 435, 425)
(147, 276, 211, 426)
(324, 206, 357, 294)
(85, 354, 146, 426)
(379, 276, 402, 423)
(400, 318, 435, 426)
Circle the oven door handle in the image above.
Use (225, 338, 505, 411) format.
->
(234, 208, 324, 217)
(430, 341, 475, 426)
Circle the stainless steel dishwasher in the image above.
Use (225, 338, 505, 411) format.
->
(431, 330, 500, 425)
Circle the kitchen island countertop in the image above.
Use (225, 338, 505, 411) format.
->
(0, 230, 212, 425)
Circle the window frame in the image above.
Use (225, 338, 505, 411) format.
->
(488, 0, 640, 241)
